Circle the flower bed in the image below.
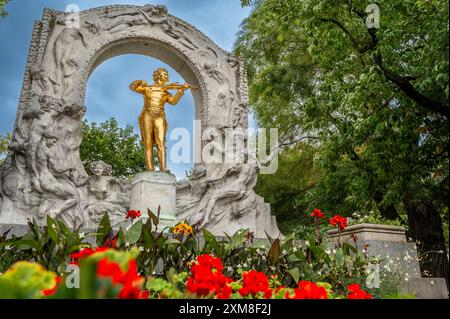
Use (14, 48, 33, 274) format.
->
(0, 208, 411, 299)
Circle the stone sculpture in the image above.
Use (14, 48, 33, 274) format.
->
(72, 160, 130, 227)
(0, 5, 281, 238)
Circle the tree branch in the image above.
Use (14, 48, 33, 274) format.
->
(374, 54, 449, 118)
(319, 15, 449, 118)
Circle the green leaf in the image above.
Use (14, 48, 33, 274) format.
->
(225, 229, 249, 251)
(142, 226, 154, 248)
(268, 238, 281, 264)
(335, 248, 345, 267)
(46, 216, 58, 243)
(117, 227, 126, 248)
(147, 208, 159, 227)
(164, 239, 181, 245)
(126, 220, 143, 245)
(288, 267, 301, 283)
(96, 213, 112, 246)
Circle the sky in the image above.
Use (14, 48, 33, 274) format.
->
(0, 0, 252, 179)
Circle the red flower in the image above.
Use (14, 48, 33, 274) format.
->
(97, 258, 148, 299)
(347, 284, 372, 299)
(69, 246, 109, 265)
(311, 208, 325, 218)
(238, 270, 272, 298)
(42, 276, 62, 296)
(191, 254, 224, 274)
(126, 210, 142, 220)
(329, 215, 348, 231)
(286, 281, 328, 299)
(186, 254, 233, 299)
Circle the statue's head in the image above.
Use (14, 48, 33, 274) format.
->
(90, 160, 112, 177)
(153, 67, 169, 84)
(42, 132, 59, 148)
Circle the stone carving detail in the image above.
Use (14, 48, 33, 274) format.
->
(0, 4, 281, 238)
(73, 160, 130, 227)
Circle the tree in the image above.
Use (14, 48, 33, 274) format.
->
(255, 143, 320, 234)
(80, 118, 146, 179)
(0, 133, 11, 166)
(0, 0, 9, 17)
(236, 0, 448, 282)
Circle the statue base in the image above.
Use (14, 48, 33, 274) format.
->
(129, 171, 177, 229)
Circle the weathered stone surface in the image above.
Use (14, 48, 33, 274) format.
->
(401, 278, 449, 299)
(0, 4, 281, 238)
(130, 171, 177, 228)
(326, 224, 421, 281)
(327, 223, 407, 242)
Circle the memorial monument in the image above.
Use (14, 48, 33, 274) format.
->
(128, 67, 194, 228)
(0, 4, 282, 238)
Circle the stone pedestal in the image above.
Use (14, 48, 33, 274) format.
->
(130, 171, 177, 229)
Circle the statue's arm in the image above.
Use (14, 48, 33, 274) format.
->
(165, 89, 185, 105)
(129, 80, 148, 93)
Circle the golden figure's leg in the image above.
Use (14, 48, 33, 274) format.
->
(140, 111, 155, 171)
(154, 115, 168, 172)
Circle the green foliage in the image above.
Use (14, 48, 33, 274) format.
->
(1, 214, 414, 298)
(79, 118, 146, 179)
(0, 261, 57, 299)
(255, 143, 320, 234)
(349, 211, 405, 227)
(0, 216, 90, 272)
(0, 132, 11, 166)
(0, 0, 9, 17)
(236, 0, 448, 230)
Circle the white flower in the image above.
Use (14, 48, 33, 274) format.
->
(139, 246, 144, 252)
(243, 263, 248, 268)
(78, 232, 85, 238)
(282, 250, 287, 255)
(269, 266, 276, 271)
(305, 240, 310, 247)
(292, 247, 298, 252)
(325, 249, 331, 255)
(125, 242, 130, 247)
(4, 245, 11, 250)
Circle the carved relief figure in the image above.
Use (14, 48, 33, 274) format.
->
(52, 16, 89, 96)
(177, 165, 210, 219)
(72, 160, 130, 227)
(198, 161, 258, 228)
(22, 95, 63, 194)
(104, 5, 159, 33)
(34, 132, 81, 221)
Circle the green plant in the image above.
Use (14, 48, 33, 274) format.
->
(0, 217, 90, 273)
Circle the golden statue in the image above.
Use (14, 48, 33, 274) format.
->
(130, 68, 196, 171)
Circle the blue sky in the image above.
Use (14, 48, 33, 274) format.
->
(0, 0, 252, 178)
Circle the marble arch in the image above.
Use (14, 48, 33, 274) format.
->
(0, 5, 281, 238)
